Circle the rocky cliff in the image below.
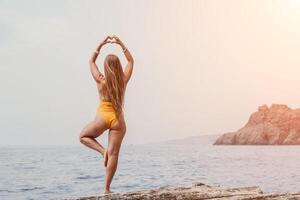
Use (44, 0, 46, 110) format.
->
(214, 104, 300, 145)
(60, 181, 300, 200)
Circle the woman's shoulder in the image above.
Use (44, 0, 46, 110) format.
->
(96, 76, 106, 86)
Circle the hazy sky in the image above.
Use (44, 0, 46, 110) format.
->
(1, 0, 300, 145)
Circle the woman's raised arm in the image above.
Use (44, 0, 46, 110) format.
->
(112, 35, 134, 84)
(89, 36, 111, 83)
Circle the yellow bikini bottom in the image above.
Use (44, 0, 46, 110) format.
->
(97, 101, 118, 128)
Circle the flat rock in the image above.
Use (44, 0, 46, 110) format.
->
(59, 181, 300, 200)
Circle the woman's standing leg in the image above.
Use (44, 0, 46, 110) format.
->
(104, 121, 126, 193)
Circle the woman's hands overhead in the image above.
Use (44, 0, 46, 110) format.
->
(111, 35, 127, 50)
(100, 35, 126, 51)
(96, 35, 133, 84)
(99, 35, 123, 47)
(100, 36, 113, 46)
(110, 35, 121, 45)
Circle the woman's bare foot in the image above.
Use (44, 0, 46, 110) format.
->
(104, 189, 113, 194)
(104, 149, 108, 167)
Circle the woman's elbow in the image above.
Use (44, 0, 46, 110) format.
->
(89, 59, 95, 65)
(130, 59, 134, 65)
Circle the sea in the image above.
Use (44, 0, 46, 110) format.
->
(1, 137, 300, 200)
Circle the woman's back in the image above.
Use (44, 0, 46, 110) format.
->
(96, 75, 127, 102)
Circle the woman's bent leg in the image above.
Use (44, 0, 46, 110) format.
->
(79, 115, 109, 156)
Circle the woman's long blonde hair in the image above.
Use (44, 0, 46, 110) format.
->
(103, 54, 126, 120)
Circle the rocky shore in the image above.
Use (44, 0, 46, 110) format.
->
(60, 182, 300, 200)
(214, 104, 300, 145)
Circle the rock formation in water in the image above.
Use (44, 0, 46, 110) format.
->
(214, 104, 300, 145)
(61, 181, 300, 200)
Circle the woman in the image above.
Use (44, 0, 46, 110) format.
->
(79, 35, 134, 194)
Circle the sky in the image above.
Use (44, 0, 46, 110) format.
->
(1, 0, 300, 145)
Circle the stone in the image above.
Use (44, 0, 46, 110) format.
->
(214, 104, 300, 145)
(59, 181, 300, 200)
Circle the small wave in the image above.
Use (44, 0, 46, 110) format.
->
(22, 166, 37, 170)
(20, 186, 45, 192)
(0, 187, 45, 194)
(76, 175, 102, 180)
(0, 189, 15, 193)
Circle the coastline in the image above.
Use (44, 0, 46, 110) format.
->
(59, 181, 300, 200)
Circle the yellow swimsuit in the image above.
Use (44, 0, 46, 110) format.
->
(97, 100, 118, 128)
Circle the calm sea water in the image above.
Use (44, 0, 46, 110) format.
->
(1, 143, 300, 200)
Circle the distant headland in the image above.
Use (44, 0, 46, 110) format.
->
(214, 104, 300, 145)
